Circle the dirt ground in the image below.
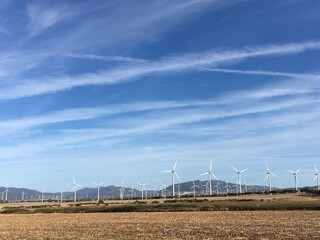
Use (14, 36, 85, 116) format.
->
(0, 211, 319, 239)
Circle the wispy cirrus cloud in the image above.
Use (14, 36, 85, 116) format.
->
(26, 3, 70, 36)
(1, 41, 320, 100)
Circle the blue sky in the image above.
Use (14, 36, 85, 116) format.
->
(0, 0, 319, 191)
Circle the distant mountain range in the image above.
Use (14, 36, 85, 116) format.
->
(0, 180, 283, 201)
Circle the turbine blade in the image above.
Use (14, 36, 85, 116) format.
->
(212, 173, 218, 180)
(264, 175, 269, 181)
(266, 162, 270, 172)
(314, 175, 318, 182)
(296, 168, 301, 174)
(175, 172, 181, 182)
(73, 178, 76, 185)
(271, 172, 278, 177)
(314, 165, 319, 173)
(162, 170, 171, 173)
(201, 172, 209, 176)
(288, 170, 294, 174)
(231, 165, 238, 172)
(173, 160, 178, 170)
(209, 161, 212, 171)
(241, 168, 248, 173)
(92, 182, 98, 185)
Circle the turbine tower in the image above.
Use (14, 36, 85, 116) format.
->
(71, 178, 82, 202)
(288, 168, 301, 191)
(159, 180, 167, 198)
(119, 180, 125, 200)
(190, 180, 199, 198)
(5, 187, 8, 201)
(201, 161, 218, 196)
(162, 160, 181, 198)
(93, 181, 104, 202)
(314, 165, 320, 190)
(231, 166, 248, 194)
(21, 190, 25, 201)
(128, 186, 135, 199)
(224, 181, 231, 194)
(60, 191, 63, 202)
(138, 182, 147, 200)
(265, 163, 278, 192)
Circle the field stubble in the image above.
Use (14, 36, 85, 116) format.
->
(0, 211, 319, 239)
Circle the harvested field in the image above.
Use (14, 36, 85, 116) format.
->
(0, 211, 319, 239)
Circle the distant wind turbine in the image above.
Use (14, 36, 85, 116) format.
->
(314, 165, 320, 190)
(162, 160, 181, 197)
(224, 181, 231, 194)
(288, 168, 301, 191)
(71, 178, 82, 202)
(60, 191, 63, 202)
(21, 190, 25, 201)
(138, 182, 147, 200)
(190, 180, 199, 198)
(231, 166, 248, 194)
(93, 181, 104, 202)
(128, 186, 135, 199)
(265, 163, 278, 192)
(159, 180, 167, 198)
(5, 187, 8, 201)
(201, 161, 218, 196)
(119, 180, 125, 200)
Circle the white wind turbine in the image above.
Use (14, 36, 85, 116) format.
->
(224, 181, 231, 194)
(41, 192, 44, 203)
(5, 187, 8, 201)
(202, 181, 209, 195)
(93, 181, 104, 202)
(287, 168, 301, 191)
(138, 182, 147, 200)
(265, 163, 278, 192)
(314, 165, 320, 190)
(71, 178, 82, 202)
(214, 180, 221, 195)
(159, 180, 167, 198)
(231, 166, 248, 194)
(162, 160, 181, 197)
(201, 161, 218, 196)
(21, 190, 25, 201)
(119, 180, 125, 200)
(128, 186, 135, 199)
(190, 180, 199, 198)
(60, 191, 63, 202)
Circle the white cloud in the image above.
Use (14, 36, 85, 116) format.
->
(26, 3, 69, 36)
(1, 41, 320, 100)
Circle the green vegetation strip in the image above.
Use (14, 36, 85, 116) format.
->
(1, 199, 320, 214)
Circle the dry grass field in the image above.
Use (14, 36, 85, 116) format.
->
(0, 211, 319, 239)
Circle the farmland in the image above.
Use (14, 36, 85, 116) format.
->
(0, 211, 319, 239)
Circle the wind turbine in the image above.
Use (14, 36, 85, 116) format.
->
(288, 168, 301, 191)
(119, 180, 125, 200)
(162, 160, 181, 197)
(202, 181, 209, 195)
(1, 191, 4, 201)
(128, 186, 135, 199)
(231, 166, 248, 194)
(41, 192, 44, 203)
(314, 165, 320, 190)
(71, 178, 82, 202)
(224, 181, 231, 194)
(214, 180, 221, 195)
(138, 182, 147, 200)
(265, 163, 278, 192)
(93, 181, 104, 202)
(60, 191, 63, 202)
(21, 190, 25, 201)
(5, 187, 8, 201)
(159, 180, 167, 198)
(190, 180, 199, 198)
(201, 161, 218, 196)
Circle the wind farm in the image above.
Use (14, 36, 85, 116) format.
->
(0, 0, 319, 239)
